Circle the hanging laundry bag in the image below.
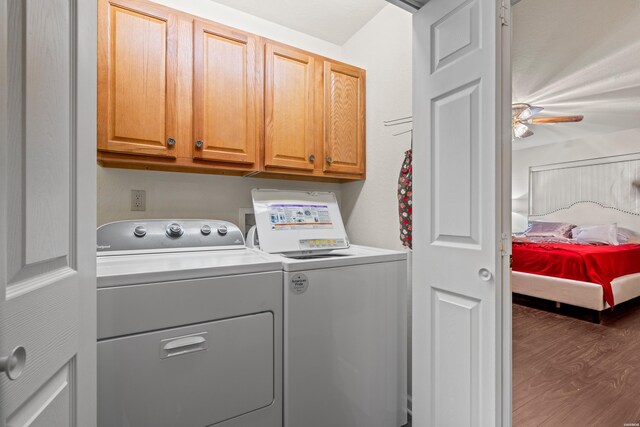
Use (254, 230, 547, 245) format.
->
(398, 149, 412, 249)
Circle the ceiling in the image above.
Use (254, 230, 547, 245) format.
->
(209, 0, 388, 45)
(512, 0, 640, 149)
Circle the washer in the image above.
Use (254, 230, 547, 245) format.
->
(251, 190, 408, 427)
(96, 219, 282, 427)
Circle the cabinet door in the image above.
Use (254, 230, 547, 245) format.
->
(264, 44, 315, 171)
(193, 21, 258, 165)
(98, 0, 178, 158)
(323, 61, 365, 175)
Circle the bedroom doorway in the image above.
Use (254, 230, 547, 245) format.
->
(510, 0, 640, 424)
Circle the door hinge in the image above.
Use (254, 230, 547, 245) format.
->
(501, 233, 512, 267)
(500, 233, 509, 255)
(499, 1, 509, 26)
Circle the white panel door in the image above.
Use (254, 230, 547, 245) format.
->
(0, 0, 96, 426)
(412, 0, 511, 426)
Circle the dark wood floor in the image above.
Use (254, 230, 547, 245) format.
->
(513, 297, 640, 426)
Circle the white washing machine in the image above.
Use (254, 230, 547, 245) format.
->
(96, 219, 282, 427)
(251, 189, 408, 427)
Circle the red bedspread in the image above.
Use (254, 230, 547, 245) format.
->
(512, 243, 640, 307)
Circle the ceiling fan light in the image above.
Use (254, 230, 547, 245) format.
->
(513, 123, 530, 138)
(517, 106, 543, 121)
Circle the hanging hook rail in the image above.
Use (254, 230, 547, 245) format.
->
(384, 116, 413, 127)
(392, 129, 413, 137)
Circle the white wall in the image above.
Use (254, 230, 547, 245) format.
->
(98, 167, 342, 227)
(512, 128, 640, 231)
(340, 5, 413, 250)
(151, 0, 345, 61)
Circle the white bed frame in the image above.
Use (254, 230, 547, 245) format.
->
(512, 201, 640, 322)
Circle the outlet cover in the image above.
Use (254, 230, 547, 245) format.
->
(131, 190, 146, 211)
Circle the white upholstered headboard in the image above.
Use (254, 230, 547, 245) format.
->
(529, 153, 640, 232)
(530, 201, 640, 232)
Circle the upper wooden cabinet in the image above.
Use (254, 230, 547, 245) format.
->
(98, 0, 178, 158)
(264, 43, 316, 171)
(323, 61, 366, 175)
(193, 20, 259, 166)
(97, 0, 366, 181)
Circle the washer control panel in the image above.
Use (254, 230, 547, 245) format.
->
(298, 238, 347, 250)
(97, 219, 245, 254)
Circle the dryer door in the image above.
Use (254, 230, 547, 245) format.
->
(98, 312, 274, 427)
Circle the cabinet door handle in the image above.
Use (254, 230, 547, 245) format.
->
(309, 154, 315, 161)
(325, 156, 333, 164)
(166, 137, 176, 147)
(195, 140, 204, 149)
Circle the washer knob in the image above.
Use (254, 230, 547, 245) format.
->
(133, 225, 147, 237)
(201, 225, 212, 236)
(166, 223, 184, 237)
(217, 225, 228, 236)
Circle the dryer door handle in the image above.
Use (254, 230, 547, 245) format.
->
(160, 333, 208, 359)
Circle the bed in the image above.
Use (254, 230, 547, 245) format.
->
(512, 202, 640, 322)
(511, 152, 640, 322)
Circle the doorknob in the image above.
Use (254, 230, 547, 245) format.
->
(195, 140, 204, 149)
(0, 346, 26, 380)
(478, 268, 493, 281)
(325, 156, 333, 164)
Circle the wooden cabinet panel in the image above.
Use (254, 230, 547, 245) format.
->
(97, 0, 366, 181)
(98, 0, 177, 158)
(323, 61, 365, 175)
(264, 44, 315, 171)
(193, 21, 258, 165)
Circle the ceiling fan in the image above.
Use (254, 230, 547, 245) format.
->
(512, 103, 584, 139)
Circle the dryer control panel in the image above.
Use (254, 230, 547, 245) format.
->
(97, 219, 245, 255)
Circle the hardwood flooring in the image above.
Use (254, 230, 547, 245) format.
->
(513, 296, 640, 426)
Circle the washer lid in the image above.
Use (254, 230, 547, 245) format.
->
(251, 189, 349, 256)
(278, 245, 407, 272)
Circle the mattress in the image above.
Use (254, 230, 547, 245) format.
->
(512, 242, 640, 307)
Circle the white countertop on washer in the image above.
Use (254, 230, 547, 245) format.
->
(97, 248, 282, 288)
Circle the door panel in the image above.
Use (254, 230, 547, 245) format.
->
(0, 0, 96, 425)
(323, 61, 365, 175)
(98, 0, 177, 158)
(193, 21, 258, 165)
(412, 0, 507, 425)
(264, 44, 315, 171)
(431, 81, 480, 246)
(6, 362, 74, 427)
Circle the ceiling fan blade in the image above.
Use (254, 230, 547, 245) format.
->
(529, 115, 584, 124)
(517, 106, 543, 121)
(513, 122, 533, 138)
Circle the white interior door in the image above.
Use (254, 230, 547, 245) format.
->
(412, 0, 511, 425)
(0, 0, 97, 426)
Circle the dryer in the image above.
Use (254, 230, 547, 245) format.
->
(251, 190, 408, 427)
(96, 219, 282, 427)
